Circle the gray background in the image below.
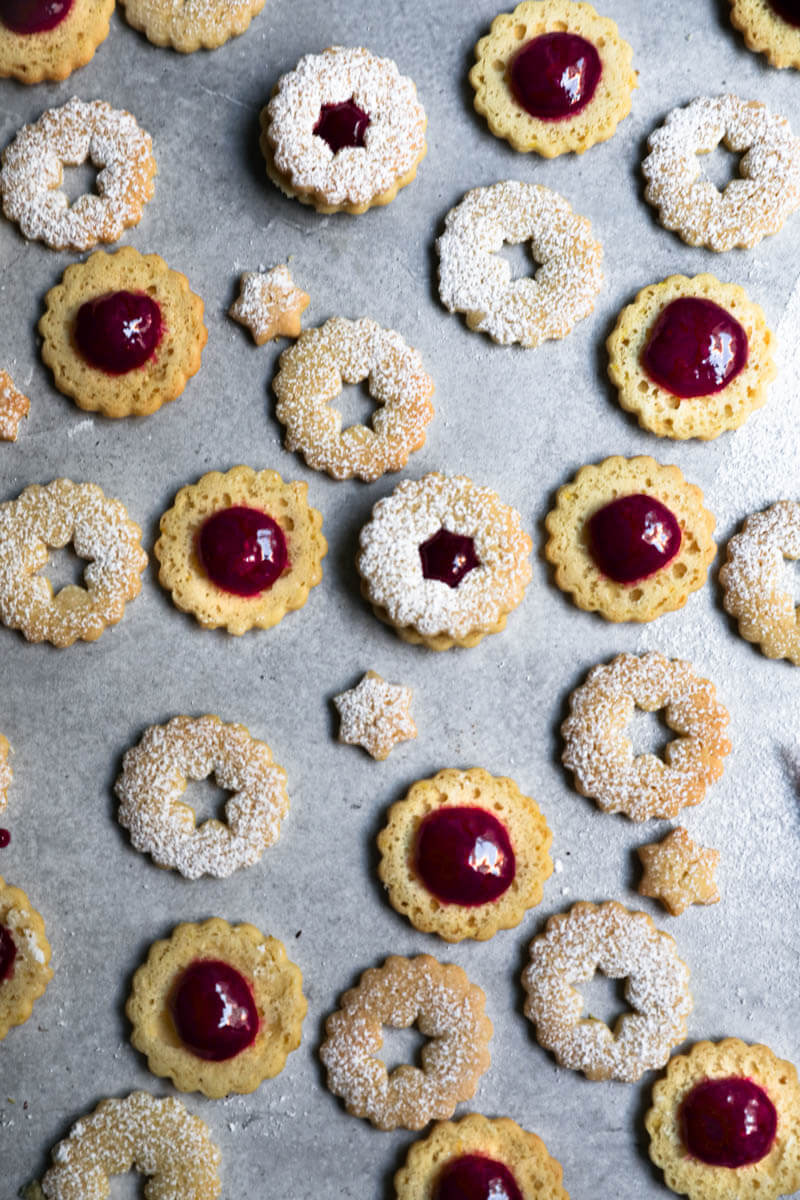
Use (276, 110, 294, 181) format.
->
(1, 0, 799, 1196)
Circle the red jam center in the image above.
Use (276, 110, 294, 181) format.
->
(769, 1, 800, 26)
(0, 0, 73, 33)
(75, 291, 162, 375)
(588, 494, 681, 585)
(435, 1154, 523, 1200)
(197, 506, 288, 597)
(510, 32, 602, 121)
(0, 829, 9, 849)
(171, 959, 258, 1062)
(415, 806, 515, 907)
(681, 1077, 778, 1168)
(419, 529, 480, 588)
(641, 298, 748, 399)
(313, 99, 371, 153)
(0, 926, 16, 985)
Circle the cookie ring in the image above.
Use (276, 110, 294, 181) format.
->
(436, 181, 603, 347)
(0, 479, 147, 647)
(0, 876, 53, 1041)
(273, 317, 435, 482)
(642, 94, 800, 251)
(729, 0, 800, 70)
(115, 715, 290, 880)
(0, 0, 114, 84)
(119, 0, 265, 53)
(561, 652, 732, 822)
(521, 901, 692, 1082)
(720, 500, 800, 665)
(261, 45, 427, 215)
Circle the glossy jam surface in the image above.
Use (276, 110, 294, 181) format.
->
(770, 1, 800, 27)
(0, 926, 16, 985)
(588, 494, 681, 585)
(197, 506, 288, 597)
(0, 0, 73, 33)
(681, 1077, 778, 1168)
(0, 829, 9, 849)
(415, 806, 515, 907)
(435, 1154, 523, 1200)
(510, 32, 602, 121)
(75, 291, 162, 375)
(419, 529, 480, 588)
(642, 298, 748, 399)
(314, 99, 371, 153)
(171, 959, 258, 1062)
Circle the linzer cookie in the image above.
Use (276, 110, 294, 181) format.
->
(0, 876, 53, 1041)
(637, 827, 721, 916)
(729, 0, 800, 70)
(0, 369, 29, 441)
(119, 0, 265, 52)
(720, 501, 800, 665)
(0, 0, 113, 84)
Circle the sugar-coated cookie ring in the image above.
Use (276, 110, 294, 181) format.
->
(115, 715, 289, 880)
(730, 0, 800, 70)
(119, 0, 265, 52)
(470, 0, 636, 157)
(607, 275, 776, 440)
(0, 0, 113, 85)
(377, 767, 553, 942)
(544, 455, 716, 623)
(357, 472, 532, 651)
(39, 247, 206, 419)
(154, 466, 326, 636)
(261, 45, 427, 215)
(273, 317, 435, 482)
(394, 1113, 570, 1199)
(127, 918, 306, 1098)
(646, 1039, 800, 1200)
(522, 901, 692, 1082)
(562, 652, 731, 822)
(437, 181, 603, 347)
(720, 501, 800, 665)
(0, 479, 147, 647)
(642, 95, 800, 251)
(0, 876, 52, 1041)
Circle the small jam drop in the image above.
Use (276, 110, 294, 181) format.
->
(681, 1077, 778, 1168)
(642, 298, 748, 399)
(769, 0, 800, 26)
(416, 806, 515, 906)
(75, 291, 162, 375)
(510, 32, 602, 121)
(314, 99, 371, 153)
(0, 0, 73, 33)
(419, 529, 480, 588)
(197, 506, 288, 597)
(435, 1154, 523, 1200)
(588, 494, 681, 585)
(171, 959, 258, 1062)
(0, 926, 16, 985)
(0, 829, 9, 848)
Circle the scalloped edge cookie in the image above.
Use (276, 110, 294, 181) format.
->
(729, 0, 800, 69)
(0, 0, 114, 84)
(0, 876, 53, 1041)
(119, 0, 266, 52)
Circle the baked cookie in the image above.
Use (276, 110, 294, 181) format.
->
(273, 317, 435, 482)
(119, 0, 265, 52)
(607, 275, 776, 440)
(0, 0, 113, 84)
(522, 901, 692, 1082)
(470, 0, 636, 156)
(261, 45, 427, 214)
(394, 1113, 570, 1200)
(561, 652, 731, 822)
(0, 369, 29, 441)
(720, 501, 800, 665)
(646, 1039, 800, 1200)
(333, 671, 416, 760)
(127, 918, 306, 1099)
(637, 827, 721, 916)
(0, 98, 157, 252)
(229, 265, 309, 345)
(357, 473, 532, 650)
(436, 181, 603, 347)
(0, 478, 147, 647)
(377, 767, 553, 942)
(642, 94, 800, 251)
(544, 456, 717, 622)
(0, 734, 10, 812)
(0, 876, 53, 1041)
(39, 247, 207, 419)
(320, 954, 492, 1130)
(730, 0, 800, 69)
(115, 715, 289, 879)
(154, 466, 326, 636)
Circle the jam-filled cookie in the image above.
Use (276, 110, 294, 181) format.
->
(0, 0, 113, 84)
(470, 0, 636, 157)
(119, 0, 265, 52)
(126, 918, 306, 1098)
(729, 0, 800, 70)
(0, 876, 53, 1041)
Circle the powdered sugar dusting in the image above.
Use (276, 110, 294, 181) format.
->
(0, 370, 30, 442)
(333, 671, 416, 760)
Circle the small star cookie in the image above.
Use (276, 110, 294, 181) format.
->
(333, 671, 416, 761)
(0, 371, 29, 442)
(637, 826, 720, 916)
(229, 265, 309, 345)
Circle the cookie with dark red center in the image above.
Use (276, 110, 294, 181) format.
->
(0, 876, 52, 1041)
(0, 0, 113, 83)
(730, 0, 800, 69)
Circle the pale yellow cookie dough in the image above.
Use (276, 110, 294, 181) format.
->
(0, 876, 53, 1041)
(0, 0, 114, 84)
(730, 0, 800, 69)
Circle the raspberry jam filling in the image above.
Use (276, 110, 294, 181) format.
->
(75, 291, 162, 375)
(435, 1154, 523, 1200)
(769, 1, 800, 27)
(314, 100, 371, 153)
(0, 829, 9, 849)
(415, 806, 515, 906)
(419, 529, 480, 588)
(197, 506, 288, 597)
(510, 32, 602, 121)
(0, 0, 73, 33)
(641, 298, 748, 398)
(588, 494, 681, 584)
(680, 1077, 778, 1168)
(0, 926, 16, 984)
(171, 959, 258, 1062)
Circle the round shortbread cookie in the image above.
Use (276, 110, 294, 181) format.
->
(720, 500, 800, 665)
(0, 0, 113, 84)
(729, 0, 800, 70)
(0, 876, 52, 1041)
(119, 0, 266, 52)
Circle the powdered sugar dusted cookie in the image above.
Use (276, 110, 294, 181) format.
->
(334, 671, 416, 760)
(637, 827, 721, 916)
(229, 265, 309, 345)
(0, 0, 113, 84)
(720, 501, 800, 665)
(730, 0, 800, 70)
(119, 0, 265, 52)
(0, 369, 29, 441)
(0, 876, 53, 1041)
(437, 181, 603, 347)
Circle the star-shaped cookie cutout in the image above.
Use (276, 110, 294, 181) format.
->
(637, 826, 720, 916)
(333, 671, 417, 761)
(0, 370, 30, 442)
(229, 265, 310, 345)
